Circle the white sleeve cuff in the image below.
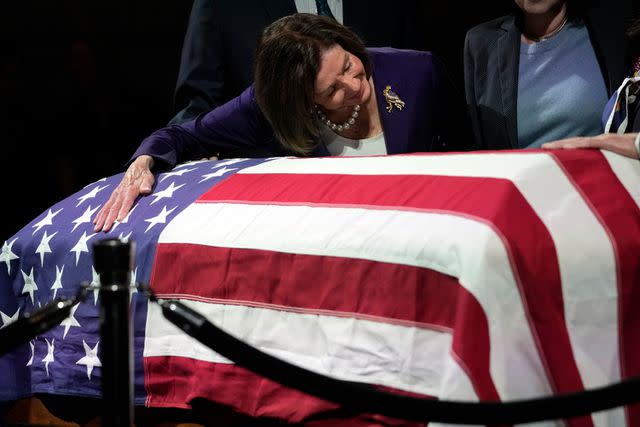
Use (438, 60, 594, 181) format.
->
(635, 133, 640, 158)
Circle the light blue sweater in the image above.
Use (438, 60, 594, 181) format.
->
(517, 20, 608, 148)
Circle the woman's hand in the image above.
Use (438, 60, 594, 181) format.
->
(542, 133, 640, 159)
(93, 155, 155, 232)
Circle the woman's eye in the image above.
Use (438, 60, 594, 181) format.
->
(326, 86, 335, 96)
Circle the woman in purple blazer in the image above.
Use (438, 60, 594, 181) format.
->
(94, 13, 471, 232)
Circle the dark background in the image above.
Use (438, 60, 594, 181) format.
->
(0, 1, 512, 242)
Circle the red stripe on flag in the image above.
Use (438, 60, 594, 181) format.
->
(151, 245, 498, 402)
(202, 174, 587, 393)
(551, 150, 640, 426)
(151, 172, 592, 426)
(144, 355, 429, 426)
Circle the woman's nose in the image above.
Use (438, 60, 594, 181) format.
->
(341, 76, 360, 93)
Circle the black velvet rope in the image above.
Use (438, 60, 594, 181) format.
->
(154, 296, 640, 425)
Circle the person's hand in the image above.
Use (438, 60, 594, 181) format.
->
(542, 133, 640, 159)
(93, 155, 155, 232)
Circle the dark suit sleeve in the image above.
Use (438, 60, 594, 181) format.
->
(131, 86, 281, 169)
(168, 0, 225, 125)
(463, 30, 484, 150)
(431, 54, 475, 152)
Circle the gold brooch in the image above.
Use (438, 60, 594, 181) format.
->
(383, 85, 405, 112)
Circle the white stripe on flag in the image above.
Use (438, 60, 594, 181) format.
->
(236, 152, 557, 177)
(244, 153, 622, 396)
(145, 298, 457, 397)
(429, 362, 484, 427)
(158, 204, 551, 401)
(602, 150, 640, 209)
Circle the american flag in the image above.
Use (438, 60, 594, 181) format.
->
(0, 151, 639, 427)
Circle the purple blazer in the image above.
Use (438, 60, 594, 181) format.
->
(132, 48, 469, 168)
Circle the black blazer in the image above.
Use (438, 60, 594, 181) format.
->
(463, 1, 634, 150)
(169, 0, 428, 125)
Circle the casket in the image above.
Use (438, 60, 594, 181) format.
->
(1, 150, 639, 426)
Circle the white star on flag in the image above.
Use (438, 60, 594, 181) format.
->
(42, 338, 55, 377)
(0, 238, 19, 274)
(21, 268, 38, 304)
(27, 341, 34, 366)
(72, 205, 101, 232)
(144, 206, 177, 233)
(31, 208, 62, 235)
(70, 231, 97, 266)
(109, 204, 137, 234)
(199, 166, 237, 183)
(159, 167, 196, 182)
(35, 231, 57, 267)
(90, 266, 100, 305)
(0, 308, 20, 328)
(76, 340, 101, 380)
(50, 265, 64, 299)
(129, 267, 138, 300)
(150, 182, 185, 205)
(118, 231, 133, 241)
(213, 158, 247, 168)
(60, 304, 81, 339)
(76, 185, 109, 207)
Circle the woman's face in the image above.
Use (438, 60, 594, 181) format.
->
(514, 0, 565, 16)
(313, 44, 371, 112)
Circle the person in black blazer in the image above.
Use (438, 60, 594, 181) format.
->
(464, 0, 634, 150)
(169, 0, 428, 126)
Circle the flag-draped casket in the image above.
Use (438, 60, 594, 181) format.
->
(1, 150, 639, 427)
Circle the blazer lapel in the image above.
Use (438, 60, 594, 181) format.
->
(498, 17, 520, 149)
(585, 0, 631, 95)
(369, 50, 416, 154)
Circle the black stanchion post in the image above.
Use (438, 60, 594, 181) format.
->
(93, 238, 135, 427)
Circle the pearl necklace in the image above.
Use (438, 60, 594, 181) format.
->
(315, 104, 361, 133)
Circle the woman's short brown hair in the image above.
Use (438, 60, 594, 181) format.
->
(254, 13, 371, 154)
